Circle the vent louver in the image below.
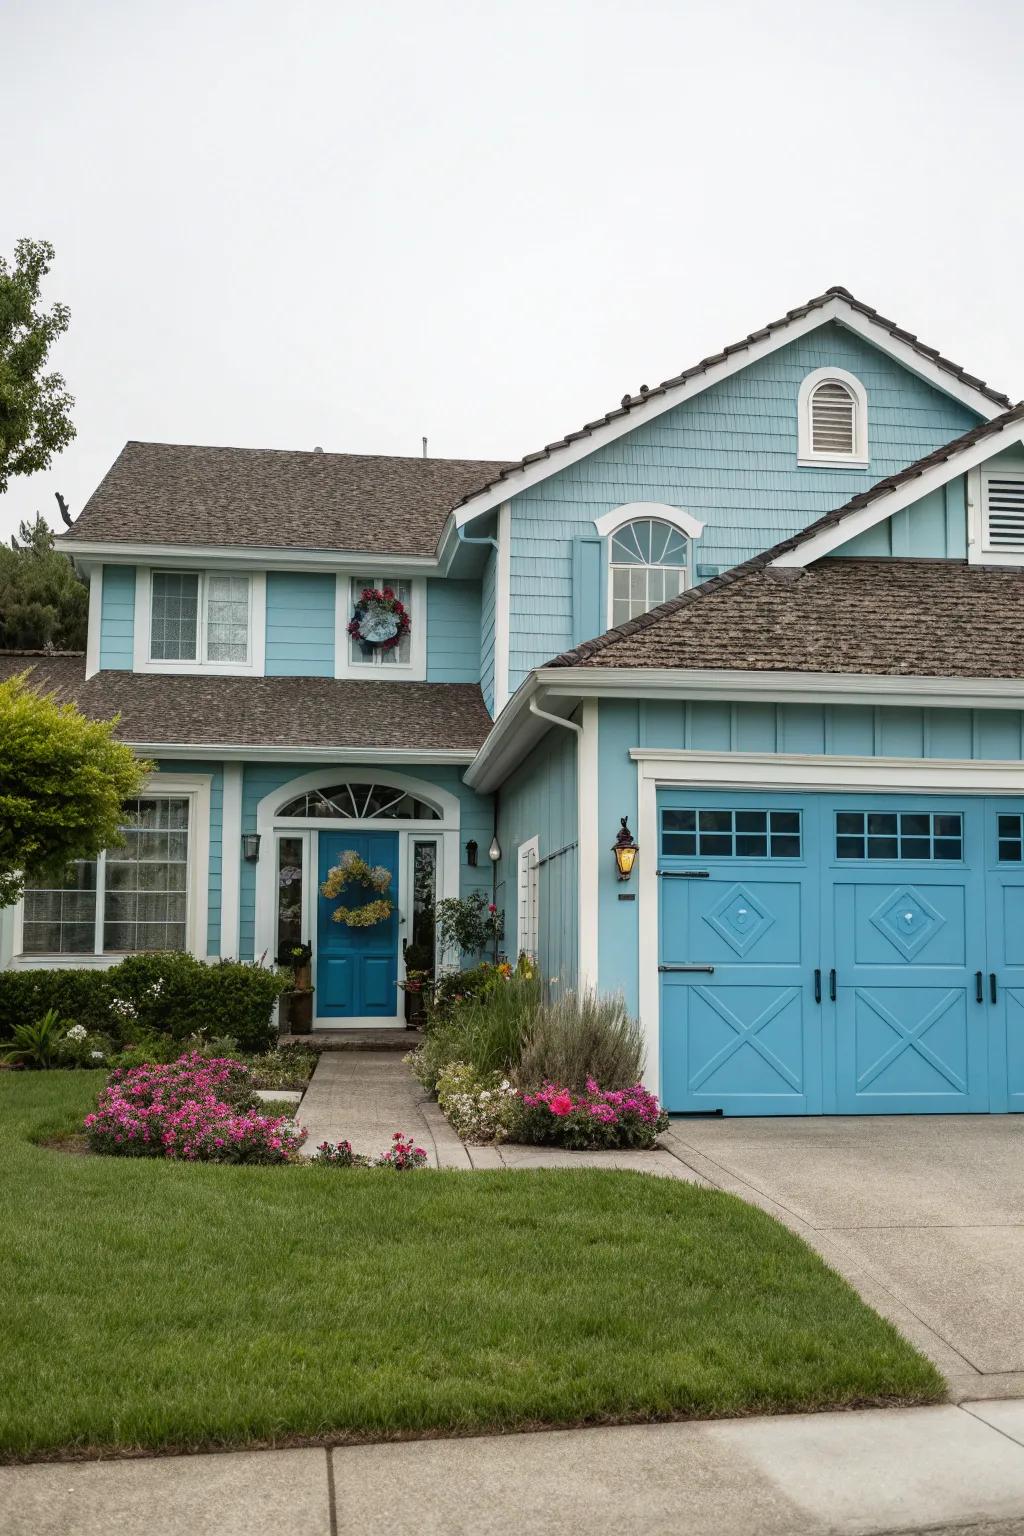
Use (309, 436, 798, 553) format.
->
(810, 381, 856, 456)
(983, 477, 1024, 550)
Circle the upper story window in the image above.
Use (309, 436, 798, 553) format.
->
(797, 367, 869, 468)
(609, 518, 691, 626)
(140, 570, 262, 673)
(334, 575, 426, 680)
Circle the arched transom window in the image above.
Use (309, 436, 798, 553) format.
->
(609, 518, 690, 626)
(797, 367, 868, 466)
(278, 782, 442, 820)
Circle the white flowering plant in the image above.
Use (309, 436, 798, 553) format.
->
(435, 1061, 521, 1144)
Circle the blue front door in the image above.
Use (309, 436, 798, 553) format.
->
(317, 832, 399, 1019)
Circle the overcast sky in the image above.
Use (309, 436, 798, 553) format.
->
(3, 0, 1022, 542)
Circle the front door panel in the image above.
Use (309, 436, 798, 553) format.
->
(317, 832, 399, 1020)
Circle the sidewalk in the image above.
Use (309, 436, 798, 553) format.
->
(6, 1401, 1024, 1535)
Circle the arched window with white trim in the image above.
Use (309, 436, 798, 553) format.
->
(797, 367, 869, 467)
(609, 517, 691, 626)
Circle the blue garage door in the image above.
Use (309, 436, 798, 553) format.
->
(658, 791, 1024, 1116)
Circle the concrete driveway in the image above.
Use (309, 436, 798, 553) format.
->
(662, 1115, 1024, 1400)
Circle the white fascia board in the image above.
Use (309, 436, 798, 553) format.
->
(630, 748, 1024, 795)
(453, 298, 1006, 529)
(772, 419, 1024, 567)
(535, 665, 1024, 711)
(57, 539, 441, 577)
(463, 673, 548, 790)
(131, 743, 477, 764)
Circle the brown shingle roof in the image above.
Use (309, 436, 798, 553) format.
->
(63, 442, 513, 557)
(548, 557, 1024, 679)
(0, 654, 492, 752)
(454, 285, 1013, 511)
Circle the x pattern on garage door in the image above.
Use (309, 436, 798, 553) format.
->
(658, 793, 1024, 1116)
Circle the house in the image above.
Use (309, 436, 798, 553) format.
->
(3, 284, 1024, 1117)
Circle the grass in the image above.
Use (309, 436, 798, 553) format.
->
(0, 1071, 944, 1461)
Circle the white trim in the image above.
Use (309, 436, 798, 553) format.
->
(220, 763, 243, 959)
(969, 465, 1024, 566)
(593, 502, 705, 540)
(774, 417, 1024, 567)
(634, 749, 1024, 1095)
(132, 567, 267, 676)
(85, 566, 102, 679)
(493, 502, 512, 714)
(60, 539, 442, 576)
(516, 835, 540, 959)
(797, 366, 869, 467)
(333, 574, 426, 681)
(126, 743, 476, 764)
(577, 699, 599, 991)
(454, 296, 1007, 529)
(10, 770, 212, 968)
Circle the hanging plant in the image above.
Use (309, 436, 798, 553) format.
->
(347, 586, 411, 655)
(321, 851, 394, 928)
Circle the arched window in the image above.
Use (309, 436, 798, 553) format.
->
(278, 782, 442, 820)
(609, 518, 690, 626)
(797, 367, 868, 466)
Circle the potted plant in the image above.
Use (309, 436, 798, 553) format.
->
(277, 941, 314, 1036)
(399, 941, 435, 1028)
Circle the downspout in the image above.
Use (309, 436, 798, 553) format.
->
(528, 696, 583, 738)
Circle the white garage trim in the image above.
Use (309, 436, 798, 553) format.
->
(634, 750, 1024, 1097)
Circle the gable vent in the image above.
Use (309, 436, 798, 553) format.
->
(983, 477, 1024, 550)
(810, 381, 856, 456)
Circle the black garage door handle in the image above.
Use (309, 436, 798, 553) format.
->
(991, 972, 999, 1005)
(976, 971, 984, 1004)
(829, 968, 837, 1002)
(814, 969, 821, 1004)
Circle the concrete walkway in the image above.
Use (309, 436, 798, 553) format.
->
(8, 1401, 1024, 1535)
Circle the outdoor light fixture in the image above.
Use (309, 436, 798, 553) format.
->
(488, 835, 502, 863)
(465, 839, 479, 867)
(241, 832, 262, 863)
(612, 817, 638, 881)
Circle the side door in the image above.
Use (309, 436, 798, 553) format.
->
(317, 831, 400, 1019)
(658, 792, 821, 1116)
(985, 800, 1024, 1113)
(825, 797, 988, 1114)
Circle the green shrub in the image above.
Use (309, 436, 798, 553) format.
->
(410, 974, 541, 1093)
(436, 1062, 521, 1143)
(425, 962, 499, 1026)
(0, 1008, 66, 1069)
(518, 991, 644, 1092)
(0, 955, 287, 1054)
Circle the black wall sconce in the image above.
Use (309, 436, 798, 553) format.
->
(241, 832, 262, 863)
(465, 839, 479, 867)
(612, 817, 638, 881)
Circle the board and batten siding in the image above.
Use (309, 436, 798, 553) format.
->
(99, 565, 136, 669)
(264, 573, 335, 675)
(504, 323, 981, 689)
(494, 721, 578, 992)
(237, 762, 494, 961)
(596, 697, 1024, 1017)
(426, 580, 481, 683)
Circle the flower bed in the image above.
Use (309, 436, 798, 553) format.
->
(84, 1053, 306, 1164)
(310, 1133, 428, 1169)
(516, 1080, 669, 1151)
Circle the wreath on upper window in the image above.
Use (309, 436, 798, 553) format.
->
(347, 587, 411, 656)
(320, 850, 394, 928)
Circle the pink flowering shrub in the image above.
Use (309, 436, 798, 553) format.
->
(83, 1052, 306, 1164)
(515, 1079, 669, 1151)
(310, 1139, 371, 1168)
(376, 1132, 428, 1170)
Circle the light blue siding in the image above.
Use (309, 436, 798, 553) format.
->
(504, 324, 981, 687)
(427, 579, 481, 682)
(237, 762, 493, 960)
(265, 572, 335, 676)
(156, 757, 223, 957)
(836, 478, 967, 558)
(597, 699, 1024, 1015)
(480, 548, 497, 714)
(494, 720, 578, 991)
(99, 565, 135, 670)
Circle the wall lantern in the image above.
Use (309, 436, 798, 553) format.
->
(465, 839, 479, 867)
(242, 832, 262, 863)
(488, 835, 502, 863)
(612, 817, 638, 881)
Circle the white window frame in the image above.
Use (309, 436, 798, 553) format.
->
(968, 465, 1024, 566)
(516, 835, 540, 961)
(11, 772, 212, 968)
(797, 367, 869, 469)
(334, 574, 427, 681)
(602, 512, 696, 629)
(133, 568, 266, 675)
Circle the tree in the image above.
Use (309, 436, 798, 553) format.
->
(0, 672, 150, 907)
(0, 515, 88, 650)
(0, 238, 75, 494)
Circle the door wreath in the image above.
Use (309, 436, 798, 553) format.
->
(347, 587, 411, 655)
(320, 850, 394, 928)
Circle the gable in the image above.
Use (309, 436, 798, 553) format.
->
(505, 322, 983, 687)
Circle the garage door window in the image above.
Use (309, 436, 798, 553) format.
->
(661, 808, 801, 858)
(835, 811, 963, 862)
(998, 815, 1024, 862)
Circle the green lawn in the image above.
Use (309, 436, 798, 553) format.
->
(1, 1071, 943, 1460)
